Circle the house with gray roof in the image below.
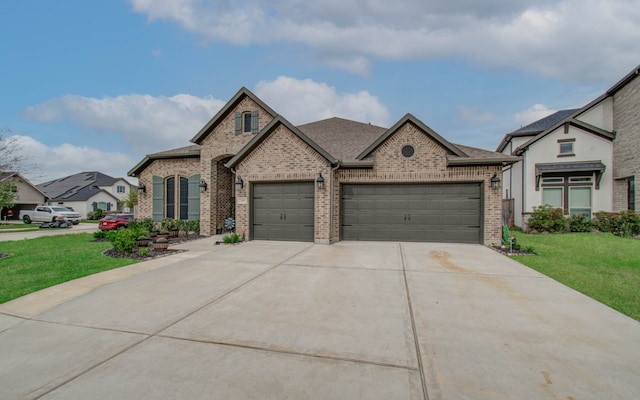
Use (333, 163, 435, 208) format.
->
(0, 172, 48, 220)
(129, 87, 518, 245)
(37, 171, 134, 218)
(498, 63, 640, 228)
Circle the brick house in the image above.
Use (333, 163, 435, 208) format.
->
(129, 87, 519, 245)
(497, 63, 640, 228)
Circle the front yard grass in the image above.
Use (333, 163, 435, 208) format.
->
(0, 223, 39, 231)
(511, 231, 640, 322)
(0, 233, 137, 303)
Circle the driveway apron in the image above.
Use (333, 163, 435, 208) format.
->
(0, 240, 639, 399)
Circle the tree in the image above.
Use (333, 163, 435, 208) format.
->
(124, 190, 138, 209)
(0, 128, 24, 174)
(0, 128, 26, 212)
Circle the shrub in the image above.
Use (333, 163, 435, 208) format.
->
(138, 247, 150, 257)
(526, 205, 567, 233)
(93, 230, 106, 239)
(186, 219, 200, 234)
(223, 232, 240, 243)
(110, 229, 139, 253)
(87, 209, 105, 220)
(593, 211, 640, 237)
(567, 214, 592, 232)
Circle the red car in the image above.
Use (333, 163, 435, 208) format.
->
(99, 214, 134, 231)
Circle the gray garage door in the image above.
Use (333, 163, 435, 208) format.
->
(341, 183, 481, 243)
(252, 183, 314, 241)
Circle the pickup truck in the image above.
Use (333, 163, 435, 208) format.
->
(20, 205, 82, 225)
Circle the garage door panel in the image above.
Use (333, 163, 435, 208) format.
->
(253, 183, 314, 242)
(342, 183, 481, 243)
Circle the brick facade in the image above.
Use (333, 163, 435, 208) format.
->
(136, 158, 201, 220)
(133, 89, 507, 245)
(198, 97, 275, 235)
(234, 125, 332, 243)
(613, 74, 640, 211)
(333, 123, 502, 245)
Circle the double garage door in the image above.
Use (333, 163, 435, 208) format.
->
(342, 183, 482, 243)
(252, 182, 482, 243)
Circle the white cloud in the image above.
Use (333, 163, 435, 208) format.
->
(254, 76, 390, 126)
(128, 0, 640, 81)
(23, 94, 225, 154)
(514, 104, 557, 126)
(10, 135, 137, 184)
(458, 105, 495, 124)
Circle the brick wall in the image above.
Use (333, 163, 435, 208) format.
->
(234, 124, 332, 243)
(613, 75, 640, 211)
(334, 123, 503, 245)
(198, 96, 275, 235)
(136, 158, 200, 220)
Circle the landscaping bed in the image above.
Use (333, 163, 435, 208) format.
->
(100, 234, 203, 261)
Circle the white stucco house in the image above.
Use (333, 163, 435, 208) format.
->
(498, 64, 640, 228)
(498, 101, 615, 227)
(37, 171, 135, 218)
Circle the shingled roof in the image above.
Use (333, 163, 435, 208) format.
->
(496, 109, 580, 152)
(297, 117, 387, 160)
(128, 145, 201, 177)
(37, 171, 124, 201)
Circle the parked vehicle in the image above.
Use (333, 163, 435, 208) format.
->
(20, 205, 82, 225)
(99, 214, 134, 231)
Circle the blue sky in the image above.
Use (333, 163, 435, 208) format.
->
(1, 0, 639, 184)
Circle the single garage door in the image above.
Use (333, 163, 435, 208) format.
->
(252, 182, 315, 241)
(341, 183, 481, 243)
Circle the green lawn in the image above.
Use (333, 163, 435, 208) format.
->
(0, 234, 137, 303)
(511, 231, 640, 322)
(0, 223, 39, 231)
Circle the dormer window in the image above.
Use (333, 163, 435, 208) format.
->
(235, 111, 259, 134)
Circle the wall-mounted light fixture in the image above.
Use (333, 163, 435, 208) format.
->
(137, 184, 146, 194)
(316, 173, 325, 190)
(235, 176, 244, 191)
(490, 172, 501, 190)
(199, 180, 208, 193)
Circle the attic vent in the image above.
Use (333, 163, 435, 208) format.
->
(401, 145, 415, 158)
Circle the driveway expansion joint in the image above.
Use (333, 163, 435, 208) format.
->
(399, 243, 429, 400)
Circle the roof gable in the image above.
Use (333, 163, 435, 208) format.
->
(128, 145, 201, 177)
(357, 114, 467, 160)
(190, 87, 277, 145)
(514, 118, 615, 156)
(0, 172, 49, 199)
(496, 109, 579, 153)
(225, 115, 336, 169)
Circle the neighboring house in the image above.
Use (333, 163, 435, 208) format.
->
(498, 63, 640, 228)
(610, 65, 640, 212)
(0, 172, 49, 220)
(37, 171, 134, 218)
(129, 87, 518, 245)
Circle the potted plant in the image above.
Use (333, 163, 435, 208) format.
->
(157, 230, 170, 240)
(135, 236, 150, 247)
(153, 236, 169, 251)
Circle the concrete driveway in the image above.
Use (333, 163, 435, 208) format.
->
(1, 240, 639, 399)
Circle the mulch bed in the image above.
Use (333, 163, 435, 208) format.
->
(99, 234, 205, 261)
(490, 246, 537, 256)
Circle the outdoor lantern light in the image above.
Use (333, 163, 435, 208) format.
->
(316, 173, 325, 189)
(235, 176, 244, 191)
(490, 172, 501, 190)
(199, 179, 207, 193)
(137, 184, 146, 194)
